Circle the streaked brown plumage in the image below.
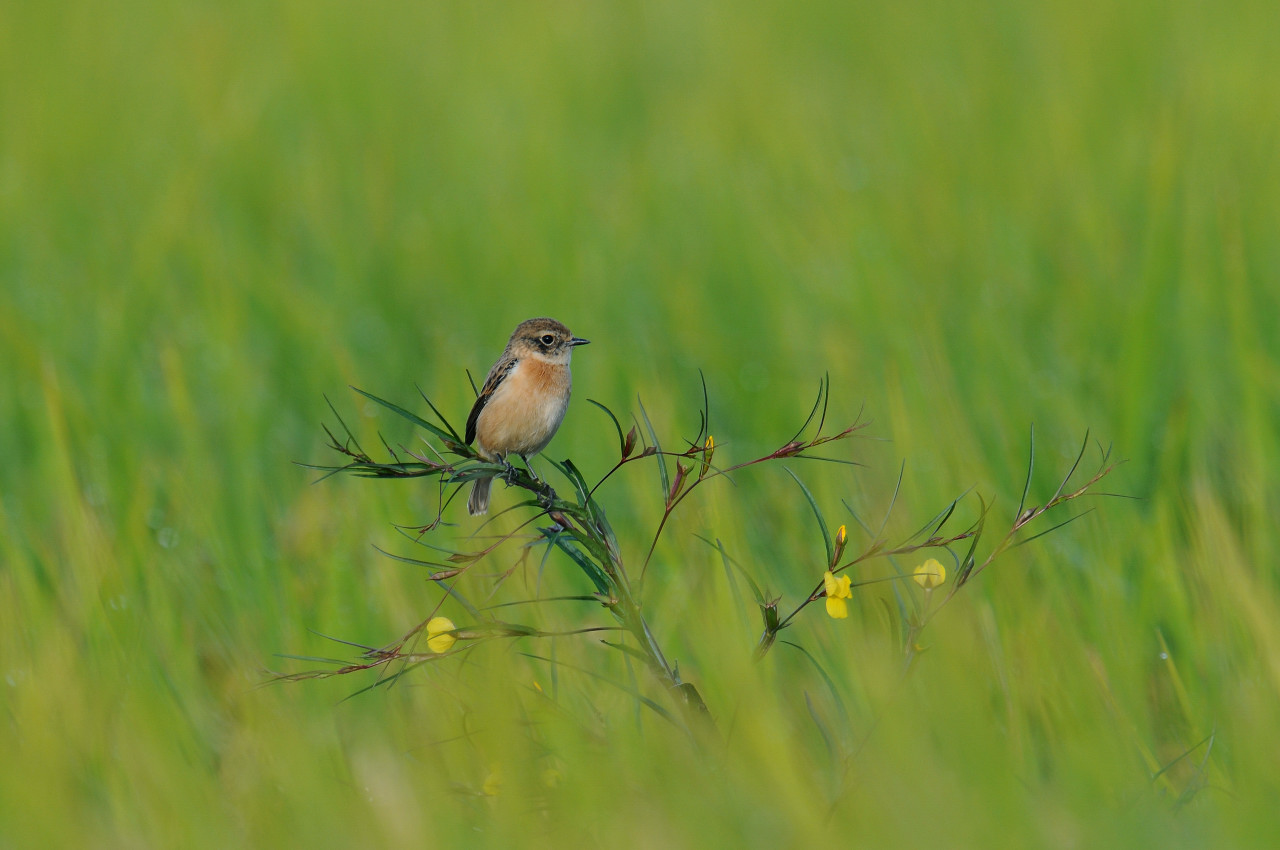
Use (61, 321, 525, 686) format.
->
(465, 318, 589, 515)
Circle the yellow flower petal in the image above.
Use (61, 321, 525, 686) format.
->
(823, 570, 852, 619)
(913, 559, 946, 590)
(824, 570, 853, 599)
(426, 616, 456, 654)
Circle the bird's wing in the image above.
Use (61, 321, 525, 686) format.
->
(465, 356, 519, 445)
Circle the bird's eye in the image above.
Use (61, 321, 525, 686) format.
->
(540, 334, 556, 346)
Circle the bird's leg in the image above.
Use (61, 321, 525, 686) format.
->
(518, 454, 557, 506)
(497, 455, 519, 486)
(518, 454, 541, 483)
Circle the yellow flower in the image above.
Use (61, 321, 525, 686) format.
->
(426, 616, 456, 653)
(823, 570, 852, 619)
(700, 434, 715, 479)
(914, 559, 946, 590)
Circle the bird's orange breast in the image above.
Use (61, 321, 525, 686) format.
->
(473, 358, 572, 458)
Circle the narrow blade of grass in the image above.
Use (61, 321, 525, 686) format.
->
(784, 466, 833, 566)
(637, 396, 670, 498)
(1017, 423, 1035, 522)
(587, 398, 627, 459)
(351, 386, 456, 444)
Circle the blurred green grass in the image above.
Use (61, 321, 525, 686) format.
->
(3, 0, 1279, 845)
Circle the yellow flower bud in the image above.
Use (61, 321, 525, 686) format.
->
(831, 523, 848, 566)
(699, 434, 715, 479)
(426, 616, 457, 653)
(913, 559, 946, 590)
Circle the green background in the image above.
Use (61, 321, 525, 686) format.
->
(3, 0, 1278, 846)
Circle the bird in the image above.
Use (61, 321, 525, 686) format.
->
(464, 317, 589, 515)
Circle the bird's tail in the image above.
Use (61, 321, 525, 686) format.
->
(468, 476, 493, 516)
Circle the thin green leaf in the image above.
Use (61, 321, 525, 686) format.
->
(350, 386, 455, 444)
(391, 526, 468, 557)
(295, 461, 359, 483)
(902, 490, 968, 546)
(1012, 508, 1096, 549)
(416, 384, 463, 443)
(305, 629, 379, 651)
(696, 369, 711, 447)
(787, 376, 827, 446)
(955, 495, 988, 587)
(817, 371, 830, 435)
(841, 499, 875, 539)
(1049, 428, 1092, 505)
(878, 596, 908, 651)
(623, 652, 644, 733)
(544, 528, 613, 595)
(601, 640, 660, 669)
(875, 461, 906, 542)
(556, 457, 620, 559)
(1095, 437, 1115, 468)
(371, 544, 457, 574)
(484, 595, 602, 610)
(1017, 423, 1035, 523)
(555, 458, 593, 506)
(674, 682, 711, 717)
(324, 395, 367, 455)
(786, 455, 863, 467)
(438, 582, 484, 621)
(587, 398, 627, 459)
(784, 466, 833, 566)
(696, 533, 763, 609)
(519, 652, 679, 727)
(932, 496, 960, 537)
(782, 640, 850, 729)
(887, 567, 910, 633)
(446, 461, 509, 483)
(455, 622, 542, 639)
(804, 691, 838, 759)
(274, 653, 352, 666)
(637, 397, 670, 498)
(357, 660, 441, 698)
(378, 431, 403, 465)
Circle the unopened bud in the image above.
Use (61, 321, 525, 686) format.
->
(668, 462, 690, 506)
(699, 434, 715, 479)
(831, 523, 848, 566)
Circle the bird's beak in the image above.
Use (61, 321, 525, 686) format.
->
(571, 337, 590, 346)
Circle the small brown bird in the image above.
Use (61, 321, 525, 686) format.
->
(465, 318, 589, 515)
